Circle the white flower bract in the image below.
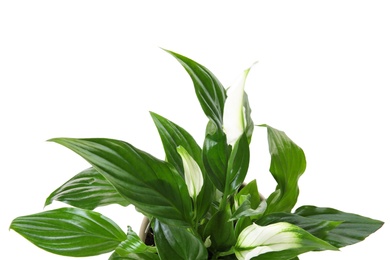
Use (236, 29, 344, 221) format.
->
(177, 146, 204, 200)
(235, 222, 303, 260)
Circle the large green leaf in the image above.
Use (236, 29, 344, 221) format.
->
(150, 112, 202, 176)
(10, 207, 126, 257)
(203, 121, 230, 192)
(204, 206, 236, 252)
(164, 49, 226, 129)
(49, 138, 193, 227)
(109, 251, 159, 260)
(295, 206, 384, 248)
(164, 50, 230, 193)
(153, 219, 208, 260)
(257, 212, 341, 240)
(260, 125, 306, 214)
(225, 134, 250, 195)
(45, 167, 129, 210)
(115, 226, 156, 256)
(150, 112, 214, 219)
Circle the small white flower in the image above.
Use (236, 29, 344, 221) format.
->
(235, 223, 302, 260)
(177, 146, 204, 199)
(223, 64, 256, 145)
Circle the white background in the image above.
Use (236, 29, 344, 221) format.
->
(1, 1, 389, 259)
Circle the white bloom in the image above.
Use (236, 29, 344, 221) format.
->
(235, 223, 302, 260)
(177, 146, 203, 199)
(223, 64, 256, 145)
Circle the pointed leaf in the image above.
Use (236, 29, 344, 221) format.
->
(260, 125, 306, 213)
(49, 138, 193, 227)
(225, 134, 250, 195)
(45, 167, 129, 210)
(237, 180, 262, 209)
(203, 121, 230, 192)
(10, 207, 126, 257)
(164, 49, 226, 129)
(204, 206, 236, 252)
(295, 206, 384, 248)
(153, 219, 208, 260)
(115, 226, 156, 256)
(150, 112, 202, 176)
(150, 112, 214, 219)
(243, 92, 254, 143)
(231, 197, 267, 221)
(257, 212, 342, 240)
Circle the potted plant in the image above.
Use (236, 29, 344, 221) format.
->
(10, 50, 383, 260)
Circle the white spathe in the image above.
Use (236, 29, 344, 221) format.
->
(177, 146, 204, 199)
(223, 64, 256, 145)
(235, 222, 302, 260)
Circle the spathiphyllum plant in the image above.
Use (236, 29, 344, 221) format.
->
(10, 50, 383, 260)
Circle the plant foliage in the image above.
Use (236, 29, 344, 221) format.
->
(10, 50, 383, 259)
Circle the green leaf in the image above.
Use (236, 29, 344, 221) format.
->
(10, 207, 126, 257)
(295, 206, 384, 248)
(49, 138, 193, 227)
(231, 196, 267, 221)
(237, 180, 262, 209)
(225, 134, 250, 195)
(257, 212, 342, 239)
(109, 251, 159, 260)
(235, 222, 337, 260)
(260, 125, 306, 214)
(204, 206, 236, 252)
(115, 226, 156, 256)
(203, 121, 230, 192)
(153, 219, 208, 260)
(150, 112, 215, 219)
(243, 92, 254, 143)
(164, 49, 226, 129)
(45, 167, 129, 210)
(150, 112, 202, 176)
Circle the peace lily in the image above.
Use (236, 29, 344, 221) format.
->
(177, 145, 203, 199)
(9, 50, 383, 260)
(223, 64, 256, 146)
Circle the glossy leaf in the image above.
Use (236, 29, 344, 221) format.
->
(260, 125, 306, 214)
(150, 112, 202, 176)
(49, 138, 193, 227)
(164, 49, 226, 129)
(243, 92, 254, 143)
(203, 121, 230, 192)
(257, 212, 342, 240)
(109, 251, 159, 260)
(225, 134, 250, 195)
(10, 207, 126, 257)
(231, 196, 267, 221)
(237, 180, 262, 209)
(153, 219, 208, 260)
(115, 226, 156, 257)
(235, 222, 337, 260)
(204, 206, 236, 252)
(45, 167, 129, 210)
(150, 112, 214, 219)
(295, 206, 384, 248)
